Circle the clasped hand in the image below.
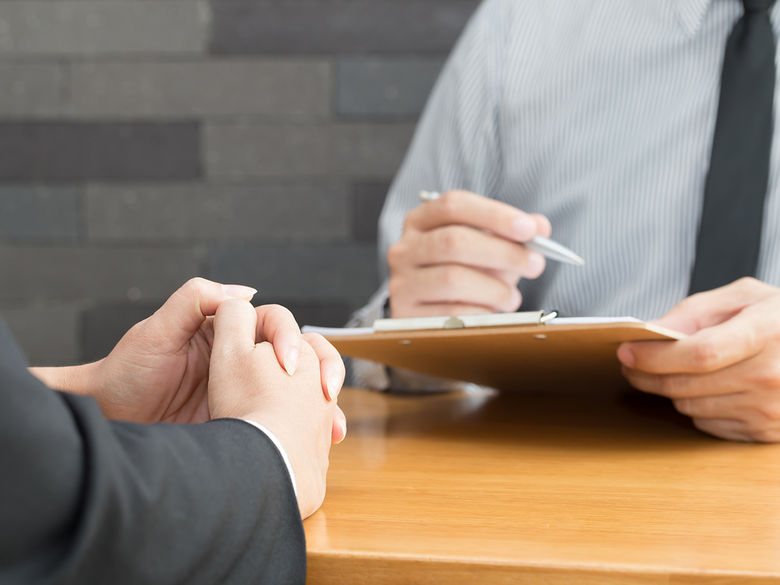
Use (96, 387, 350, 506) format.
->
(32, 278, 347, 518)
(34, 278, 345, 426)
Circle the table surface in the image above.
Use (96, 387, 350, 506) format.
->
(304, 386, 780, 585)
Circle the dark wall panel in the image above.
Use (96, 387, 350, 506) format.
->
(0, 122, 202, 181)
(0, 0, 475, 364)
(210, 1, 477, 55)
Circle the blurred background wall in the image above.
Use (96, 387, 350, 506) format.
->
(0, 0, 478, 365)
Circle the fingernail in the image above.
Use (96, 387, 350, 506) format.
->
(337, 418, 347, 443)
(283, 346, 299, 376)
(526, 252, 545, 277)
(617, 345, 635, 367)
(327, 371, 342, 401)
(222, 284, 257, 299)
(512, 216, 535, 240)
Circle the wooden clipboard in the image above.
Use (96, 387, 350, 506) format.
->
(326, 320, 682, 392)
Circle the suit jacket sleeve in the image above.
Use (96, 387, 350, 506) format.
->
(0, 318, 305, 585)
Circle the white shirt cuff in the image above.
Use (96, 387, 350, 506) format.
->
(241, 419, 297, 500)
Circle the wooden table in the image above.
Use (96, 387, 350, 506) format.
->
(304, 386, 780, 584)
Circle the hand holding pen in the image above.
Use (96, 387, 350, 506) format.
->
(385, 189, 584, 319)
(419, 191, 583, 265)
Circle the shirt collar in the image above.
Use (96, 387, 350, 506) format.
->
(675, 0, 714, 37)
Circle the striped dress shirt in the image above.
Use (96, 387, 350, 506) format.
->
(349, 0, 780, 389)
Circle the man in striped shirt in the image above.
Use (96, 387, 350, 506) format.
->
(350, 0, 780, 442)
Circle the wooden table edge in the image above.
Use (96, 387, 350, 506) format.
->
(307, 549, 780, 584)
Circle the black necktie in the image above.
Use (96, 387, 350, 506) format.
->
(688, 0, 777, 295)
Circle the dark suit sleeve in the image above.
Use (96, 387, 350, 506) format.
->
(0, 319, 305, 585)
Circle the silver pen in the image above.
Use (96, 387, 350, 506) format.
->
(419, 190, 585, 266)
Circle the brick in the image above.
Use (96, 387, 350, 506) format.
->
(0, 246, 201, 303)
(351, 180, 391, 242)
(338, 58, 443, 118)
(81, 302, 160, 363)
(205, 122, 415, 179)
(0, 63, 65, 116)
(2, 303, 80, 366)
(210, 1, 477, 55)
(0, 1, 207, 56)
(68, 60, 331, 119)
(85, 182, 350, 242)
(0, 122, 202, 182)
(205, 243, 379, 302)
(0, 186, 80, 241)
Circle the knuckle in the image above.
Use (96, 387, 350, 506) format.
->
(433, 226, 462, 256)
(689, 340, 723, 370)
(750, 362, 780, 389)
(266, 303, 295, 321)
(495, 241, 521, 268)
(657, 375, 685, 398)
(173, 278, 204, 301)
(675, 295, 699, 315)
(185, 276, 207, 290)
(743, 327, 766, 355)
(130, 317, 149, 332)
(387, 276, 406, 302)
(263, 303, 285, 314)
(125, 319, 150, 340)
(440, 266, 462, 288)
(436, 190, 462, 220)
(302, 331, 326, 347)
(387, 241, 407, 270)
(736, 276, 760, 290)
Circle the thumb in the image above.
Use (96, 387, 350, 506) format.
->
(145, 278, 256, 351)
(212, 298, 260, 359)
(653, 278, 775, 334)
(209, 299, 259, 419)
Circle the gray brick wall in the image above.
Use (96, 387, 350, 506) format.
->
(0, 0, 478, 365)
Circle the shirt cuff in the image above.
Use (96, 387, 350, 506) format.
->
(241, 419, 297, 500)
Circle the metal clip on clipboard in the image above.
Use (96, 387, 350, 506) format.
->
(372, 310, 559, 332)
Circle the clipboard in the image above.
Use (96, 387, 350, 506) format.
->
(309, 313, 683, 391)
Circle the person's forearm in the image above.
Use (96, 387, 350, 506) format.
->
(30, 361, 103, 397)
(3, 368, 306, 585)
